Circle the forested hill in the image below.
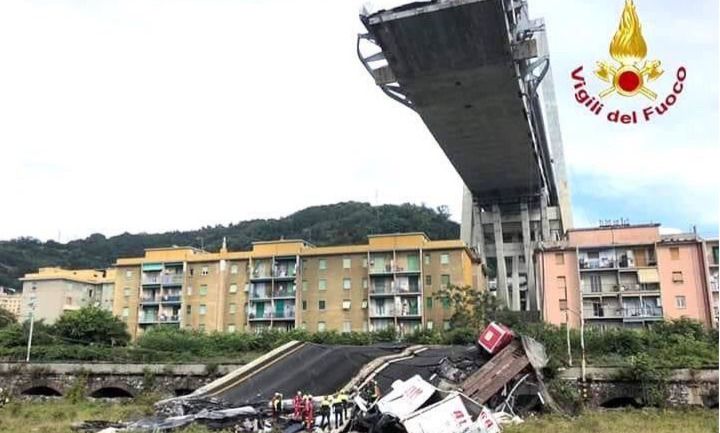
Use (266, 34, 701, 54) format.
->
(0, 202, 460, 289)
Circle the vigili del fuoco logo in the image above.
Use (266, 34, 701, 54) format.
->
(570, 0, 686, 124)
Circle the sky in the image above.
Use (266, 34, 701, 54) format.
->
(0, 0, 717, 241)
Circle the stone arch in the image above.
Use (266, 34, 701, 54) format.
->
(88, 384, 135, 399)
(21, 385, 63, 397)
(600, 396, 642, 408)
(174, 388, 195, 397)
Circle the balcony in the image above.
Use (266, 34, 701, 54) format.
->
(139, 296, 160, 305)
(582, 284, 619, 296)
(579, 259, 617, 270)
(273, 262, 297, 280)
(369, 307, 396, 318)
(139, 315, 180, 324)
(141, 274, 162, 285)
(623, 306, 663, 320)
(160, 294, 182, 303)
(620, 283, 661, 294)
(162, 274, 184, 286)
(272, 287, 296, 299)
(248, 310, 295, 321)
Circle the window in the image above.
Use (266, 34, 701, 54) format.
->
(199, 285, 208, 296)
(186, 305, 192, 315)
(343, 321, 352, 333)
(672, 271, 684, 283)
(229, 284, 238, 294)
(424, 254, 430, 265)
(557, 276, 567, 291)
(201, 266, 209, 276)
(318, 321, 326, 332)
(440, 254, 449, 265)
(319, 279, 327, 291)
(122, 307, 129, 317)
(362, 278, 368, 289)
(187, 286, 193, 296)
(319, 259, 327, 270)
(229, 303, 237, 314)
(587, 251, 600, 259)
(302, 300, 307, 310)
(441, 274, 450, 288)
(123, 287, 130, 297)
(555, 253, 564, 265)
(302, 280, 308, 291)
(361, 300, 368, 309)
(125, 270, 133, 279)
(590, 275, 601, 293)
(426, 297, 433, 309)
(425, 275, 432, 286)
(676, 296, 687, 309)
(318, 300, 326, 310)
(199, 304, 207, 315)
(559, 299, 568, 311)
(343, 278, 351, 290)
(230, 264, 238, 274)
(670, 247, 680, 260)
(442, 297, 451, 309)
(443, 320, 451, 330)
(362, 258, 368, 268)
(343, 258, 351, 269)
(189, 268, 194, 276)
(228, 324, 236, 333)
(592, 302, 604, 317)
(65, 296, 73, 305)
(342, 300, 351, 310)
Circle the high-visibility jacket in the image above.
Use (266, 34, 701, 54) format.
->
(339, 393, 349, 404)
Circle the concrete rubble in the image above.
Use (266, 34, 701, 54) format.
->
(74, 323, 557, 433)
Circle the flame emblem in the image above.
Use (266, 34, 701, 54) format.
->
(594, 0, 663, 99)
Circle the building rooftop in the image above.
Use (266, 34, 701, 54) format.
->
(20, 267, 113, 284)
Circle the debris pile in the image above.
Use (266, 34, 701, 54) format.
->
(75, 323, 554, 433)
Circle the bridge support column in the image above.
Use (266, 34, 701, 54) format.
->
(511, 255, 520, 311)
(492, 204, 509, 308)
(521, 202, 537, 311)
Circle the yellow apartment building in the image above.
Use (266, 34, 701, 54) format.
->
(112, 233, 484, 339)
(19, 267, 116, 323)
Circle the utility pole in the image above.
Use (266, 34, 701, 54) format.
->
(26, 293, 37, 363)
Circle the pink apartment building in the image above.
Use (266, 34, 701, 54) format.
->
(536, 224, 715, 329)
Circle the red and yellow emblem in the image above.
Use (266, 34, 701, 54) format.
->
(594, 0, 663, 99)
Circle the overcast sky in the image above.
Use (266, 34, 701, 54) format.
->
(0, 0, 717, 242)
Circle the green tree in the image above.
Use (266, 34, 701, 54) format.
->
(0, 308, 16, 328)
(53, 306, 130, 346)
(435, 285, 502, 329)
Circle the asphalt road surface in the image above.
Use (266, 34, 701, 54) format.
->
(215, 343, 406, 405)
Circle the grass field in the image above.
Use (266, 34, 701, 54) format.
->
(0, 400, 716, 433)
(504, 409, 718, 433)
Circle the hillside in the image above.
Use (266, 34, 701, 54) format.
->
(0, 202, 459, 289)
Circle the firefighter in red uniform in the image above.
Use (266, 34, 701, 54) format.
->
(293, 391, 304, 421)
(304, 394, 315, 431)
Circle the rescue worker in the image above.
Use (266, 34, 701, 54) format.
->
(319, 394, 332, 430)
(371, 380, 381, 401)
(271, 392, 283, 419)
(332, 393, 344, 428)
(304, 394, 315, 431)
(339, 391, 349, 419)
(293, 391, 304, 421)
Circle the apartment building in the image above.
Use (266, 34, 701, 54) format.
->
(19, 267, 116, 323)
(0, 290, 22, 317)
(703, 238, 719, 327)
(112, 233, 483, 339)
(536, 224, 714, 329)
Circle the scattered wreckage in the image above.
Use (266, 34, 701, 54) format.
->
(75, 323, 557, 433)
